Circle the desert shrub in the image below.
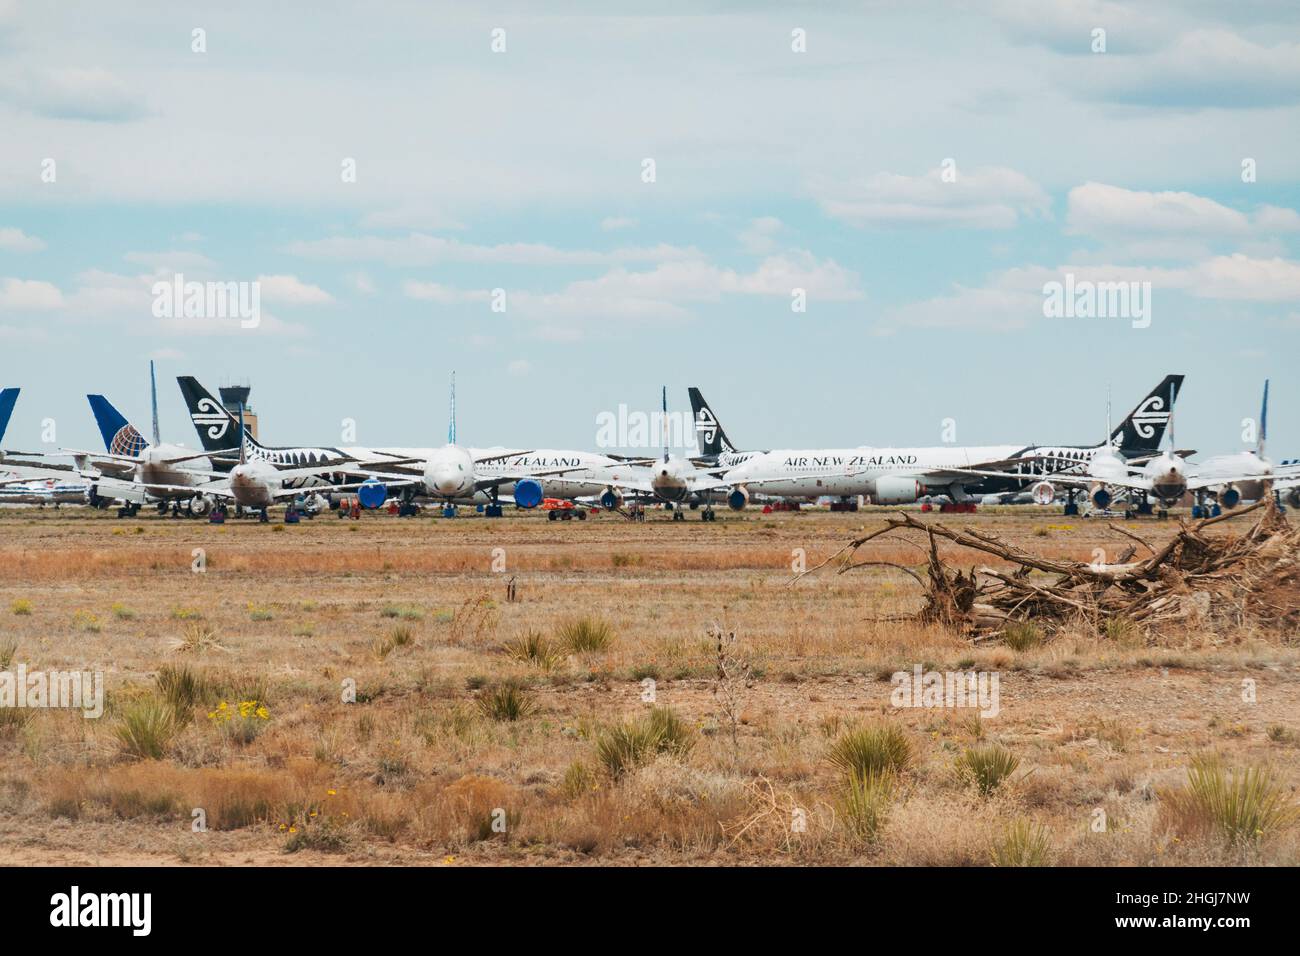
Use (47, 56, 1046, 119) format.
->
(957, 744, 1020, 796)
(503, 631, 560, 669)
(991, 818, 1052, 866)
(1002, 622, 1043, 651)
(1161, 755, 1300, 846)
(476, 682, 537, 722)
(838, 770, 894, 844)
(827, 722, 913, 779)
(115, 698, 180, 759)
(595, 706, 695, 778)
(10, 599, 32, 616)
(557, 615, 614, 653)
(155, 664, 208, 721)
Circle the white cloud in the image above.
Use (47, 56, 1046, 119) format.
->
(256, 274, 334, 305)
(0, 67, 149, 121)
(286, 233, 704, 268)
(359, 205, 465, 232)
(738, 216, 783, 255)
(1069, 182, 1247, 236)
(600, 216, 638, 231)
(123, 250, 219, 274)
(0, 277, 63, 310)
(0, 227, 45, 252)
(507, 358, 531, 376)
(992, 0, 1165, 54)
(1075, 30, 1300, 108)
(402, 281, 490, 305)
(815, 166, 1051, 230)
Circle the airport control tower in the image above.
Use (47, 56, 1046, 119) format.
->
(218, 384, 258, 441)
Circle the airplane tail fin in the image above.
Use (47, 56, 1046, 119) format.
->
(177, 376, 260, 454)
(1112, 374, 1183, 457)
(149, 360, 162, 446)
(87, 394, 149, 456)
(688, 387, 736, 458)
(1258, 379, 1268, 457)
(0, 388, 18, 445)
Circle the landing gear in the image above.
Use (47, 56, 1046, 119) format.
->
(485, 503, 504, 518)
(700, 505, 717, 522)
(442, 504, 457, 519)
(117, 502, 140, 518)
(157, 500, 169, 515)
(258, 507, 269, 523)
(1063, 489, 1079, 517)
(398, 501, 420, 517)
(209, 505, 226, 524)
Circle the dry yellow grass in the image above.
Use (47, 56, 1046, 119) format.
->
(0, 505, 1295, 865)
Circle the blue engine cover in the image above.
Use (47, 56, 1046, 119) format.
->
(514, 478, 544, 509)
(357, 479, 388, 509)
(600, 490, 621, 510)
(728, 489, 748, 511)
(1220, 487, 1241, 509)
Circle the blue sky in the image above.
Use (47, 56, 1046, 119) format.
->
(1, 1, 1298, 456)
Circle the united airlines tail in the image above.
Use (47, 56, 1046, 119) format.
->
(177, 376, 261, 454)
(687, 387, 737, 458)
(0, 388, 18, 445)
(87, 394, 150, 457)
(1111, 374, 1183, 457)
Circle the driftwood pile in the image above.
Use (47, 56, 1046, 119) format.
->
(799, 498, 1300, 642)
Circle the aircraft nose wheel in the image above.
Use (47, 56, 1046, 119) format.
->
(442, 504, 457, 519)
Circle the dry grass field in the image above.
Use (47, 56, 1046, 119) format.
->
(0, 504, 1296, 866)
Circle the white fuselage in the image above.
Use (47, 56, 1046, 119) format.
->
(725, 445, 1022, 499)
(134, 442, 214, 499)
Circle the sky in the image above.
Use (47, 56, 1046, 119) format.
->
(1, 0, 1298, 458)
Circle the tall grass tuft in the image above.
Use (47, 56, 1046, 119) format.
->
(155, 664, 207, 721)
(595, 706, 695, 778)
(957, 744, 1020, 796)
(991, 818, 1052, 866)
(826, 722, 913, 778)
(837, 770, 894, 845)
(1002, 622, 1043, 651)
(115, 697, 181, 759)
(557, 615, 614, 653)
(503, 630, 560, 669)
(1162, 755, 1300, 846)
(476, 682, 537, 722)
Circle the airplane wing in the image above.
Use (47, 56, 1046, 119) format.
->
(473, 464, 593, 492)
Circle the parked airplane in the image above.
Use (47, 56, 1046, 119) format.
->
(179, 374, 628, 517)
(703, 375, 1185, 511)
(0, 387, 92, 500)
(70, 363, 237, 516)
(595, 388, 734, 520)
(1191, 380, 1283, 512)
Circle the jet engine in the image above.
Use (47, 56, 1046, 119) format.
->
(1089, 483, 1112, 510)
(600, 487, 624, 510)
(189, 495, 213, 516)
(727, 486, 749, 511)
(1218, 486, 1241, 509)
(1031, 481, 1056, 505)
(868, 476, 922, 505)
(357, 478, 388, 510)
(513, 478, 544, 509)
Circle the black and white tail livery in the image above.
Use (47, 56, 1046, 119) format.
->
(688, 387, 736, 458)
(177, 376, 248, 454)
(1112, 374, 1183, 457)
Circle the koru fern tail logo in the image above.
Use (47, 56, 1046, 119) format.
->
(192, 397, 231, 440)
(1131, 396, 1169, 440)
